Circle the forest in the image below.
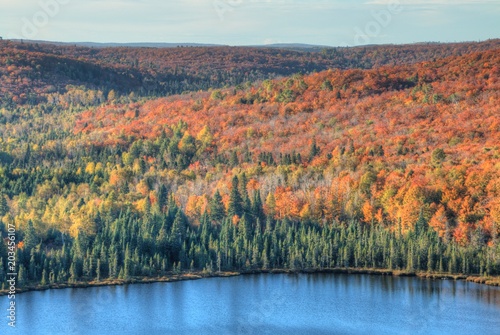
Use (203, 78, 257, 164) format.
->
(2, 39, 500, 105)
(0, 40, 499, 290)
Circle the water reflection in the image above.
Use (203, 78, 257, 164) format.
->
(1, 274, 499, 335)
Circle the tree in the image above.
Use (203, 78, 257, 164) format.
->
(210, 90, 223, 100)
(179, 131, 196, 157)
(265, 192, 276, 218)
(228, 176, 243, 218)
(251, 191, 265, 224)
(431, 148, 446, 167)
(429, 205, 448, 239)
(308, 139, 320, 161)
(23, 220, 38, 252)
(196, 125, 214, 154)
(171, 209, 186, 250)
(321, 79, 333, 91)
(18, 265, 27, 287)
(0, 191, 8, 217)
(107, 89, 116, 102)
(158, 185, 168, 212)
(229, 151, 239, 167)
(238, 214, 253, 241)
(209, 190, 225, 222)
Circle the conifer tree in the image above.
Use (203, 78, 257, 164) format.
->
(0, 191, 8, 217)
(228, 176, 243, 218)
(209, 190, 225, 222)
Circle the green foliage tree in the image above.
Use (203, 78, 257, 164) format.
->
(210, 190, 225, 222)
(228, 176, 243, 218)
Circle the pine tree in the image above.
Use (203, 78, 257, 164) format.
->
(96, 259, 101, 282)
(427, 246, 434, 272)
(0, 191, 8, 217)
(124, 244, 132, 279)
(171, 209, 186, 250)
(238, 214, 253, 241)
(18, 265, 27, 286)
(209, 190, 225, 222)
(265, 192, 276, 218)
(23, 220, 38, 252)
(251, 191, 265, 224)
(69, 263, 77, 283)
(158, 185, 169, 212)
(41, 269, 48, 286)
(229, 151, 239, 167)
(228, 176, 243, 218)
(308, 139, 320, 161)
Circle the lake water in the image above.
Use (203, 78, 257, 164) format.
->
(2, 273, 500, 335)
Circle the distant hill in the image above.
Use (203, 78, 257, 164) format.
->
(254, 43, 332, 52)
(9, 39, 223, 48)
(8, 39, 329, 49)
(1, 38, 500, 106)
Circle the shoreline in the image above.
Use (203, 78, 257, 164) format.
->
(1, 268, 499, 296)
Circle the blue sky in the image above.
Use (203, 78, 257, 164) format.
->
(1, 0, 499, 46)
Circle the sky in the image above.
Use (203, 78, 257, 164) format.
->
(1, 0, 499, 46)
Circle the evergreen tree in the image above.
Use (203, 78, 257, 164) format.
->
(229, 151, 239, 167)
(251, 191, 265, 225)
(158, 185, 169, 212)
(308, 139, 320, 161)
(228, 176, 243, 218)
(18, 265, 27, 287)
(171, 209, 186, 251)
(23, 220, 38, 252)
(0, 191, 8, 217)
(209, 190, 225, 222)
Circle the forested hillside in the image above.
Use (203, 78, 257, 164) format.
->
(0, 41, 500, 290)
(2, 39, 499, 106)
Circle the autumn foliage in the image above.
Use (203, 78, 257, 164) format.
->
(70, 47, 500, 246)
(2, 40, 500, 287)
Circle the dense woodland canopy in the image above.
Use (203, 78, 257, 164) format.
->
(0, 40, 499, 289)
(2, 39, 500, 105)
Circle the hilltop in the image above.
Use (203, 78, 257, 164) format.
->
(1, 39, 499, 105)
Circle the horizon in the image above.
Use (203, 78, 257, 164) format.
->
(1, 0, 499, 47)
(3, 38, 499, 49)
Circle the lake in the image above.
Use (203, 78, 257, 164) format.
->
(2, 273, 500, 334)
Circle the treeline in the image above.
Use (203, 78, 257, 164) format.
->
(2, 182, 497, 289)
